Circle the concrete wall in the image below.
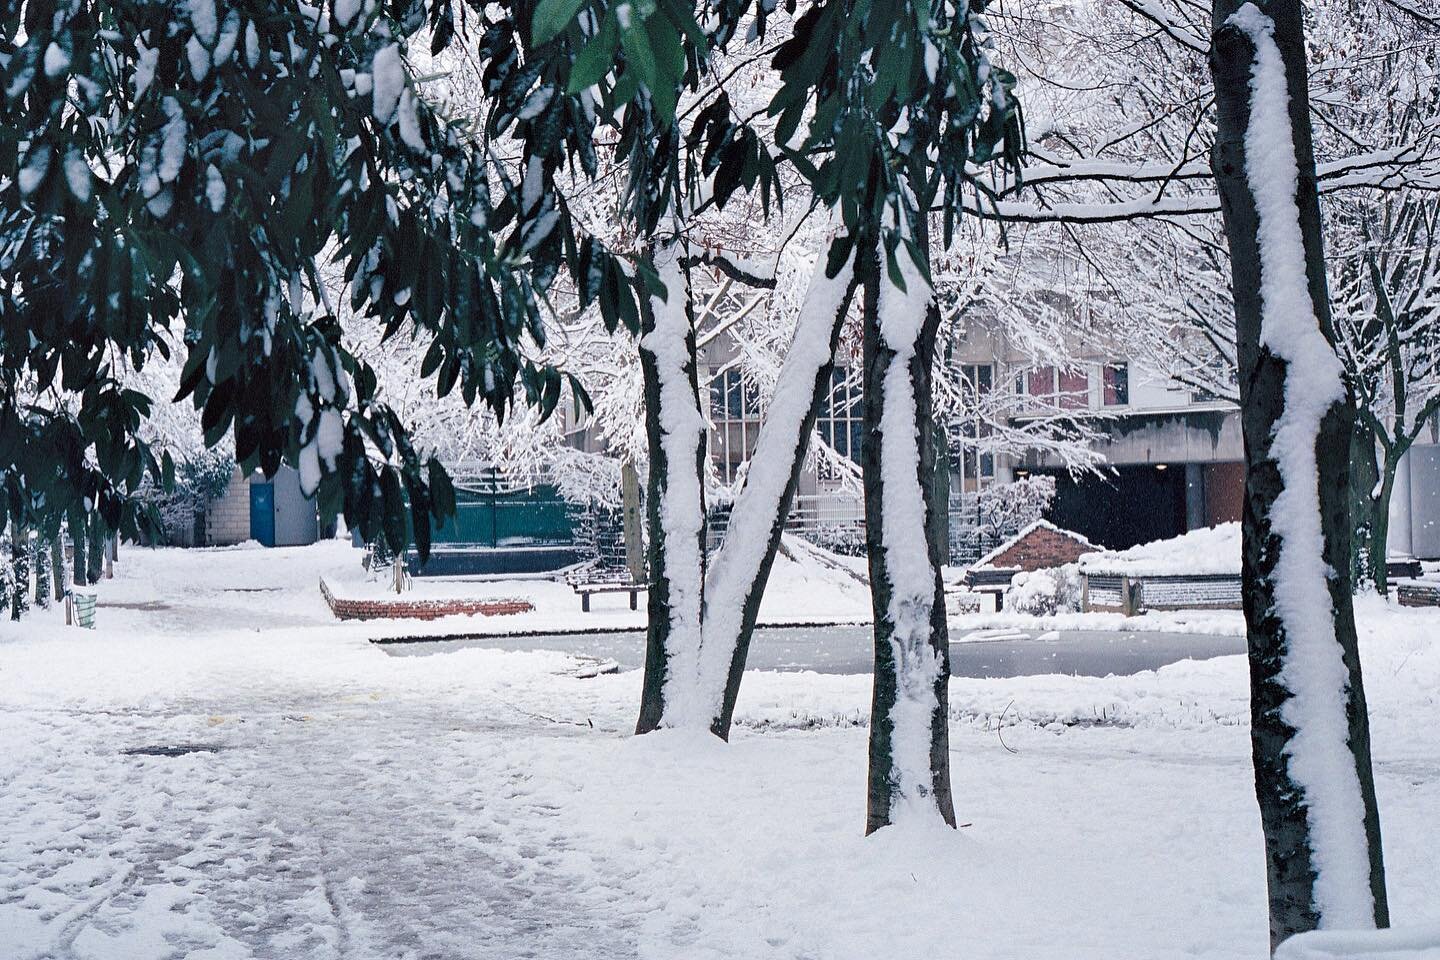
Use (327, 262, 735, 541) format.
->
(1390, 443, 1440, 560)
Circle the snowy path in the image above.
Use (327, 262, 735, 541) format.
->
(2, 545, 1437, 959)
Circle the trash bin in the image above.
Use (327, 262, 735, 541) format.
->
(73, 591, 97, 629)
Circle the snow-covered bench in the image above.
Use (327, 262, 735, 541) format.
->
(566, 564, 646, 612)
(1397, 580, 1440, 608)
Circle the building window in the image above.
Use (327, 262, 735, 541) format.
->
(1103, 363, 1130, 406)
(1058, 369, 1089, 410)
(816, 367, 864, 467)
(958, 363, 995, 491)
(1017, 365, 1089, 409)
(710, 369, 763, 485)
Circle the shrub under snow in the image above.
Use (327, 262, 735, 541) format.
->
(1004, 565, 1082, 616)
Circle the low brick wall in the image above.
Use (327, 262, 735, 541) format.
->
(319, 578, 533, 622)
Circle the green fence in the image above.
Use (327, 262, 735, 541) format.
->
(431, 485, 575, 547)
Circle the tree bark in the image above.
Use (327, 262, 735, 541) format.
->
(71, 519, 88, 588)
(1209, 0, 1389, 947)
(86, 514, 104, 586)
(1368, 460, 1397, 597)
(635, 241, 708, 734)
(1349, 419, 1380, 587)
(860, 218, 956, 834)
(33, 535, 51, 609)
(50, 535, 65, 603)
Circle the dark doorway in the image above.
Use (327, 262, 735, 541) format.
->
(1037, 464, 1187, 550)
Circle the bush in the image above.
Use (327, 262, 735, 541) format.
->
(1004, 565, 1082, 616)
(805, 522, 867, 557)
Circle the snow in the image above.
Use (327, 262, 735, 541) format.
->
(204, 164, 226, 212)
(1276, 924, 1440, 960)
(18, 146, 50, 196)
(189, 0, 219, 45)
(63, 151, 91, 203)
(874, 209, 945, 822)
(698, 218, 856, 724)
(333, 0, 362, 28)
(1, 546, 1436, 959)
(639, 247, 709, 727)
(43, 41, 70, 78)
(158, 97, 188, 184)
(397, 89, 425, 153)
(134, 41, 159, 97)
(1232, 2, 1375, 929)
(1078, 522, 1240, 577)
(370, 44, 404, 125)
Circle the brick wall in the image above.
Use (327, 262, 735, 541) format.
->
(986, 524, 1091, 572)
(205, 470, 252, 546)
(319, 578, 534, 621)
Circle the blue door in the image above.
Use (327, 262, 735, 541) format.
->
(249, 483, 275, 547)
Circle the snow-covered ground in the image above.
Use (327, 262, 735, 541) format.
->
(2, 543, 1437, 959)
(323, 539, 874, 635)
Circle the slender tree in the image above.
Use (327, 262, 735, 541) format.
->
(1209, 0, 1388, 946)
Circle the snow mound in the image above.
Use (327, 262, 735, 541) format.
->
(1078, 523, 1240, 577)
(1275, 923, 1440, 959)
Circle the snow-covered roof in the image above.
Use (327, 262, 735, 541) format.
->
(971, 519, 1093, 571)
(1078, 522, 1240, 577)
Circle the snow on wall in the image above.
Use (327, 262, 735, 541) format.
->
(1077, 522, 1240, 577)
(642, 246, 709, 727)
(874, 211, 945, 822)
(697, 219, 857, 724)
(1231, 3, 1376, 928)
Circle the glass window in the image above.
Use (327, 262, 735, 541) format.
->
(710, 369, 764, 485)
(1058, 368, 1089, 410)
(816, 367, 863, 469)
(1027, 366, 1056, 398)
(1103, 364, 1129, 406)
(958, 363, 996, 491)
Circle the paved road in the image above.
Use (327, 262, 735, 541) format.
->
(381, 624, 1245, 678)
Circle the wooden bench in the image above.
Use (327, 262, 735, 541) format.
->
(573, 580, 646, 612)
(566, 564, 647, 612)
(961, 566, 1019, 611)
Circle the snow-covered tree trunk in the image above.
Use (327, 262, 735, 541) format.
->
(1348, 420, 1381, 588)
(1210, 0, 1389, 946)
(635, 240, 709, 734)
(700, 227, 860, 738)
(33, 535, 51, 609)
(860, 219, 956, 833)
(50, 536, 65, 604)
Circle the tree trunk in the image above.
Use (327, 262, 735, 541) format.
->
(860, 216, 956, 834)
(1349, 420, 1380, 588)
(635, 240, 708, 734)
(71, 519, 88, 588)
(9, 522, 28, 621)
(1367, 462, 1397, 597)
(50, 535, 65, 603)
(33, 535, 51, 609)
(930, 424, 951, 564)
(86, 515, 104, 586)
(1209, 0, 1389, 947)
(703, 226, 860, 738)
